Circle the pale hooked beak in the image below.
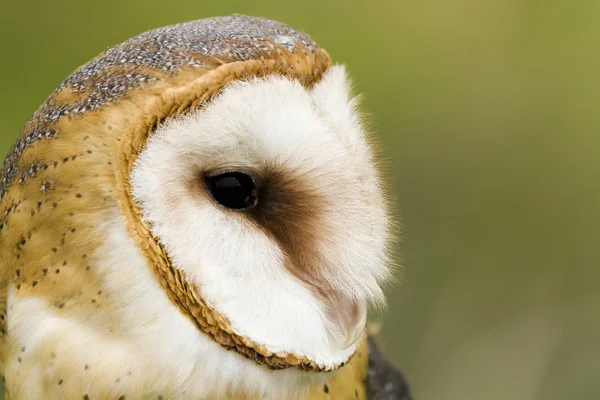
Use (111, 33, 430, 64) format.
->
(323, 291, 367, 350)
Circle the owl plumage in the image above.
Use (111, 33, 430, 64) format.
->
(0, 15, 410, 399)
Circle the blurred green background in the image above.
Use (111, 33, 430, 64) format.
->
(1, 1, 599, 399)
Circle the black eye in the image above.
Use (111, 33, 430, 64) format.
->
(206, 171, 257, 210)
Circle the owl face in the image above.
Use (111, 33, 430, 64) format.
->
(130, 65, 392, 370)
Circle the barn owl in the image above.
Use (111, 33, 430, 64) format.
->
(0, 15, 411, 400)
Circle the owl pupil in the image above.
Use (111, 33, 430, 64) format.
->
(206, 172, 257, 210)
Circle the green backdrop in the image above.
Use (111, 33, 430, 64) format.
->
(1, 1, 599, 399)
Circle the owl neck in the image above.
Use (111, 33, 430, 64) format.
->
(226, 337, 370, 400)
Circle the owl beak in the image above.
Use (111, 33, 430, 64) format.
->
(323, 291, 367, 350)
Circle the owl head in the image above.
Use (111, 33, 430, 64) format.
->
(129, 64, 393, 370)
(0, 15, 396, 398)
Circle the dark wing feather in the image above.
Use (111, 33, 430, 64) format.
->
(367, 336, 413, 400)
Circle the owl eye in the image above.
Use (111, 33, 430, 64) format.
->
(206, 171, 257, 210)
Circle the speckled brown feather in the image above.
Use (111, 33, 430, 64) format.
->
(0, 15, 410, 399)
